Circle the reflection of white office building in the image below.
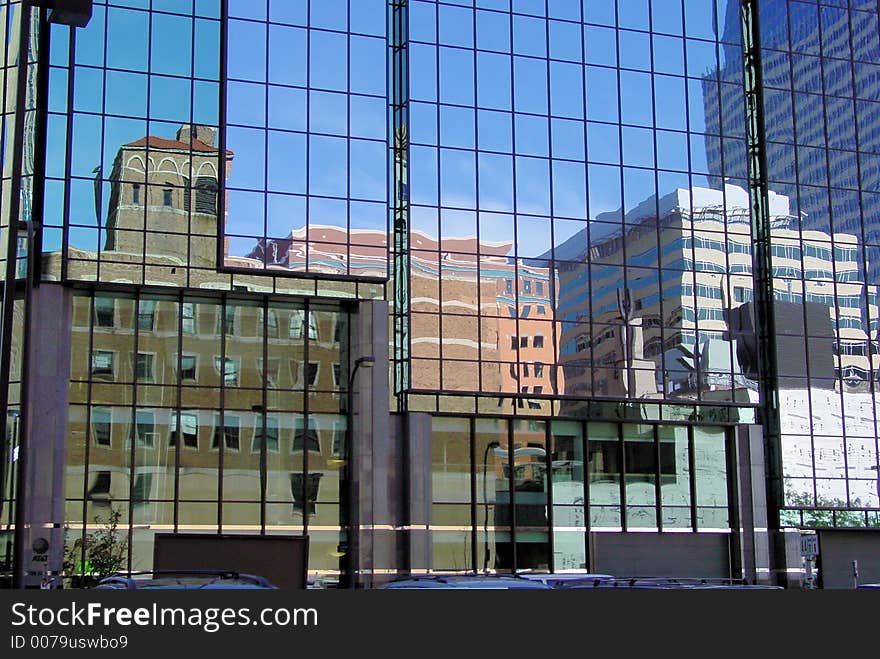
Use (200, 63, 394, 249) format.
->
(556, 185, 875, 406)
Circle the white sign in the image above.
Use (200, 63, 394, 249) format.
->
(800, 534, 819, 558)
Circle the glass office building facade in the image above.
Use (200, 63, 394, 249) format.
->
(0, 0, 879, 587)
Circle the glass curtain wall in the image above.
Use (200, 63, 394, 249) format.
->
(404, 0, 758, 418)
(65, 290, 350, 577)
(0, 1, 39, 581)
(745, 0, 880, 527)
(41, 0, 386, 300)
(431, 415, 731, 573)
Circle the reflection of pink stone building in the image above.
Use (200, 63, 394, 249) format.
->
(248, 228, 562, 405)
(246, 225, 388, 279)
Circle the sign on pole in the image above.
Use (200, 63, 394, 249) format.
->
(800, 533, 819, 558)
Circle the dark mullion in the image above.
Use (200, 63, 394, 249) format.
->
(144, 7, 157, 286)
(142, 2, 156, 286)
(78, 293, 98, 575)
(469, 416, 477, 573)
(680, 0, 700, 396)
(434, 0, 445, 393)
(544, 418, 554, 572)
(216, 0, 228, 274)
(173, 292, 183, 531)
(261, 298, 271, 533)
(256, 299, 267, 533)
(217, 298, 227, 533)
(619, 421, 627, 532)
(508, 2, 521, 415)
(613, 4, 632, 407)
(304, 3, 313, 276)
(381, 3, 392, 292)
(298, 301, 310, 536)
(506, 419, 516, 571)
(0, 0, 8, 243)
(302, 302, 310, 537)
(262, 12, 270, 273)
(472, 4, 484, 396)
(61, 24, 75, 283)
(654, 424, 663, 531)
(93, 0, 112, 284)
(582, 420, 591, 570)
(543, 0, 559, 400)
(127, 294, 142, 570)
(186, 1, 199, 288)
(346, 0, 353, 277)
(580, 2, 596, 404)
(646, 0, 669, 403)
(695, 18, 727, 406)
(688, 424, 698, 532)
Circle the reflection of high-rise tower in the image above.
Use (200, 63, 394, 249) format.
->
(554, 185, 873, 407)
(707, 0, 880, 243)
(104, 125, 232, 268)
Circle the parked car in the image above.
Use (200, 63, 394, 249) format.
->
(557, 577, 783, 590)
(93, 570, 278, 590)
(515, 571, 615, 588)
(380, 575, 551, 589)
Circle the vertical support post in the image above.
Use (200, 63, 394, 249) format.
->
(740, 0, 787, 585)
(390, 0, 410, 407)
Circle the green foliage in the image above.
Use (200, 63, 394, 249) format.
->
(63, 508, 128, 587)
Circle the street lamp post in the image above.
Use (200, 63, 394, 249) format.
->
(482, 441, 500, 573)
(340, 355, 374, 589)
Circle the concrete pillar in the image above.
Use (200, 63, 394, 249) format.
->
(734, 424, 772, 584)
(350, 299, 393, 587)
(406, 412, 432, 574)
(21, 284, 72, 587)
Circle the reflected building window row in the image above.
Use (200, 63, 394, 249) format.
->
(4, 0, 879, 592)
(65, 289, 350, 575)
(430, 416, 729, 573)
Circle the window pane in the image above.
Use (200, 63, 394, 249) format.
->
(693, 426, 729, 530)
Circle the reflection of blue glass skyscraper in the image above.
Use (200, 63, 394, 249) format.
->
(706, 1, 880, 570)
(2, 1, 880, 590)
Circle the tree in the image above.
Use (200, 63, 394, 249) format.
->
(63, 507, 128, 588)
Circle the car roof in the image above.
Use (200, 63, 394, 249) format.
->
(516, 572, 615, 585)
(557, 577, 782, 590)
(94, 571, 278, 590)
(381, 575, 551, 589)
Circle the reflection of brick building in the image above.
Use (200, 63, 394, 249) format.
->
(45, 123, 267, 287)
(253, 228, 561, 409)
(59, 127, 348, 564)
(104, 125, 230, 267)
(494, 261, 561, 412)
(66, 299, 347, 529)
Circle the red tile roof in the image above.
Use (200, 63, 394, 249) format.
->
(124, 135, 233, 156)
